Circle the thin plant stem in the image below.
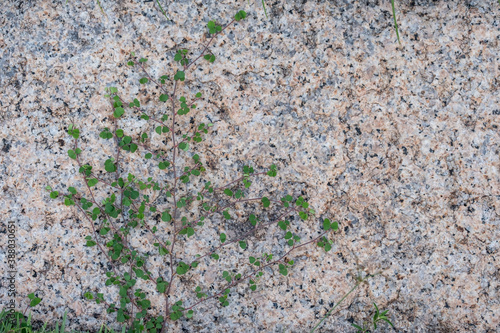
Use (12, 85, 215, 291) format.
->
(96, 0, 105, 15)
(390, 0, 401, 44)
(262, 0, 268, 18)
(155, 0, 169, 20)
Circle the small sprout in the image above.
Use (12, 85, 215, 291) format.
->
(28, 293, 42, 307)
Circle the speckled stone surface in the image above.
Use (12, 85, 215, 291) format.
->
(1, 0, 500, 332)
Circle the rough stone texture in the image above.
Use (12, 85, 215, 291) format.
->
(1, 0, 500, 332)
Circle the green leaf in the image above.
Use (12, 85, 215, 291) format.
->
(99, 129, 113, 139)
(261, 197, 270, 208)
(211, 253, 219, 260)
(170, 311, 182, 321)
(67, 125, 80, 139)
(195, 92, 202, 98)
(174, 71, 185, 81)
(381, 318, 395, 328)
(178, 142, 189, 151)
(267, 164, 277, 177)
(224, 189, 233, 197)
(28, 293, 42, 307)
(278, 220, 288, 230)
(278, 264, 288, 276)
(299, 211, 308, 220)
(332, 221, 339, 231)
(161, 211, 172, 222)
(127, 61, 134, 66)
(176, 262, 190, 275)
(323, 218, 331, 231)
(64, 196, 75, 206)
(160, 94, 169, 102)
(156, 278, 168, 293)
(239, 241, 247, 250)
(158, 161, 170, 170)
(159, 246, 168, 256)
(220, 233, 226, 243)
(105, 159, 117, 172)
(117, 310, 126, 323)
(139, 78, 149, 84)
(50, 191, 59, 199)
(133, 98, 140, 107)
(114, 107, 124, 118)
(139, 58, 148, 63)
(249, 214, 257, 226)
(99, 227, 110, 236)
(351, 324, 363, 331)
(87, 178, 98, 187)
(234, 10, 247, 21)
(84, 292, 94, 300)
(68, 149, 77, 159)
(204, 54, 216, 63)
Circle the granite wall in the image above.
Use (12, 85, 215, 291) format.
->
(1, 0, 499, 332)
